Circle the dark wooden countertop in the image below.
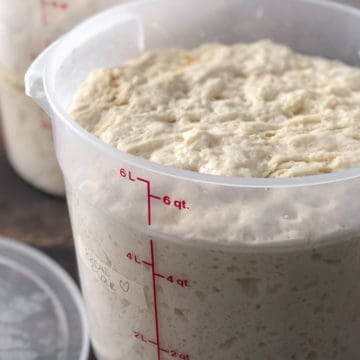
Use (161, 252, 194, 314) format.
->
(0, 126, 96, 359)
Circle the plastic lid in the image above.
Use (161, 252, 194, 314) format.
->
(0, 236, 89, 360)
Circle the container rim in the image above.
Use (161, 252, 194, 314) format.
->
(45, 0, 360, 189)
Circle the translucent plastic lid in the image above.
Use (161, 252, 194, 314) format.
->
(0, 236, 89, 360)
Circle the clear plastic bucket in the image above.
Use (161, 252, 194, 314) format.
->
(0, 0, 124, 195)
(0, 0, 124, 77)
(0, 78, 65, 195)
(26, 0, 360, 359)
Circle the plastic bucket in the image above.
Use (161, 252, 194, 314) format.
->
(26, 0, 360, 358)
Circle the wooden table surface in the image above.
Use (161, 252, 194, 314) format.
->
(0, 127, 97, 359)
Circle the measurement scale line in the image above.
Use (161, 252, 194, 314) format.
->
(150, 239, 161, 360)
(137, 177, 152, 226)
(150, 194, 161, 200)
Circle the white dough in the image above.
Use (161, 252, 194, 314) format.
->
(70, 40, 360, 178)
(68, 40, 360, 360)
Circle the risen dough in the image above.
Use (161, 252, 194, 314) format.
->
(70, 39, 360, 178)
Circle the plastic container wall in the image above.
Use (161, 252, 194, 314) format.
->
(26, 0, 360, 359)
(0, 79, 64, 194)
(0, 0, 126, 195)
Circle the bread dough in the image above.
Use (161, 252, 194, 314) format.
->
(70, 39, 360, 178)
(67, 39, 360, 360)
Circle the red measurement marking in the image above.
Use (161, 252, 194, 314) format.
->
(150, 239, 161, 360)
(134, 331, 190, 360)
(150, 194, 162, 200)
(137, 177, 153, 226)
(130, 240, 191, 359)
(119, 168, 190, 226)
(40, 0, 69, 26)
(126, 251, 190, 288)
(120, 167, 191, 358)
(155, 273, 166, 279)
(134, 331, 147, 343)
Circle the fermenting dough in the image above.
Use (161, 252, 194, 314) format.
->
(67, 40, 360, 360)
(70, 40, 360, 178)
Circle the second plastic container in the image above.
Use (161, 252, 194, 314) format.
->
(0, 0, 126, 195)
(26, 0, 360, 359)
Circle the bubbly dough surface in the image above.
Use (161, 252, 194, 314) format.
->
(70, 40, 360, 178)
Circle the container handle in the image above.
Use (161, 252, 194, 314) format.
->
(24, 39, 60, 115)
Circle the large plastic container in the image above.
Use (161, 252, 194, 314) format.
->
(26, 0, 360, 359)
(0, 0, 124, 195)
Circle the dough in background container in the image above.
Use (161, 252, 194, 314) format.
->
(0, 0, 132, 195)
